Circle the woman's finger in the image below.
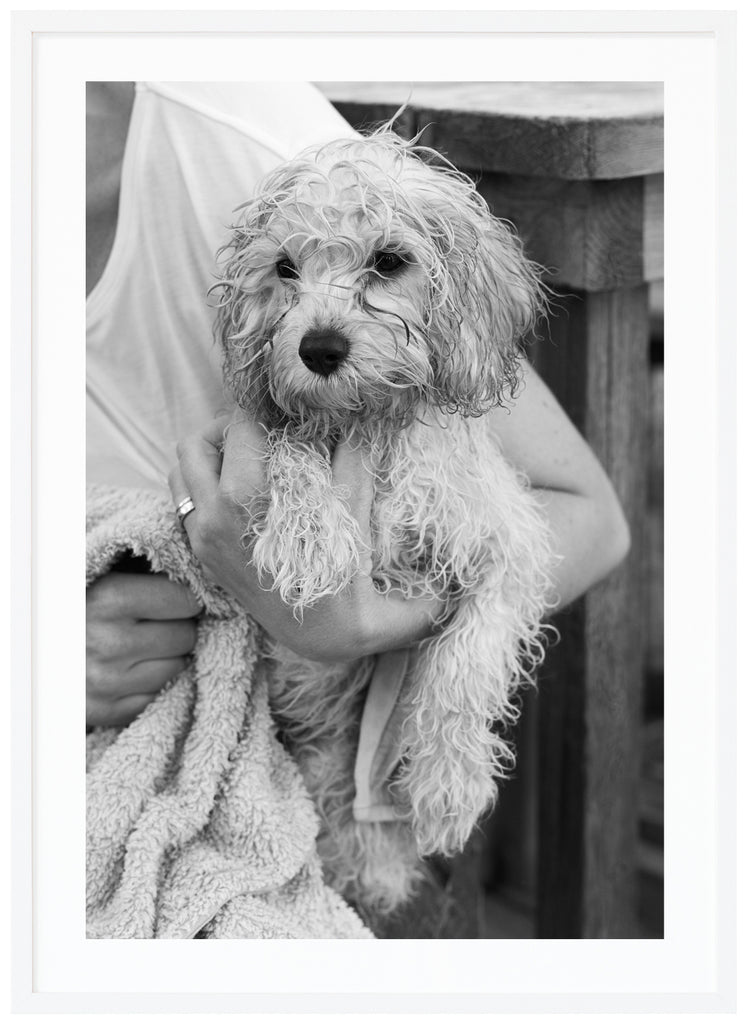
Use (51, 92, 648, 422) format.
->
(130, 619, 198, 662)
(112, 693, 159, 724)
(173, 428, 225, 510)
(167, 461, 203, 547)
(124, 656, 192, 693)
(168, 461, 191, 509)
(218, 416, 268, 501)
(88, 649, 191, 701)
(87, 691, 156, 729)
(90, 572, 202, 620)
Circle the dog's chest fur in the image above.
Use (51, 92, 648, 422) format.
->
(368, 411, 502, 597)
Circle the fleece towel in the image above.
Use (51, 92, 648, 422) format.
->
(86, 485, 373, 939)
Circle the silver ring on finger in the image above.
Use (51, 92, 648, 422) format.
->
(175, 496, 196, 526)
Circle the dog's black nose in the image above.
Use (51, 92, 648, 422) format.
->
(298, 329, 349, 376)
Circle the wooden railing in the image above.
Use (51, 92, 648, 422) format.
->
(319, 82, 664, 939)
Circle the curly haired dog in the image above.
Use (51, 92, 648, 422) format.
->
(212, 128, 554, 915)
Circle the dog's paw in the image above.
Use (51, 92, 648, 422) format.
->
(252, 519, 360, 613)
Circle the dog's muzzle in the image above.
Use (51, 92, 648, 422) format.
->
(298, 329, 349, 377)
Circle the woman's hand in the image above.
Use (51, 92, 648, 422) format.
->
(168, 415, 442, 662)
(86, 572, 203, 727)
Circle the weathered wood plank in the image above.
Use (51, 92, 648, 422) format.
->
(478, 173, 662, 291)
(319, 81, 663, 180)
(534, 287, 648, 938)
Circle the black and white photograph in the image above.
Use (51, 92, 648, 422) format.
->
(12, 10, 736, 1014)
(84, 79, 662, 942)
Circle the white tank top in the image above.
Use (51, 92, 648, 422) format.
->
(87, 82, 357, 491)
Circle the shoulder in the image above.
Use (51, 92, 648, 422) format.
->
(138, 81, 358, 160)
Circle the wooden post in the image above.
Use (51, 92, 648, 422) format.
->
(533, 287, 649, 937)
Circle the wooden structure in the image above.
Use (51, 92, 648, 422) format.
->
(319, 82, 664, 939)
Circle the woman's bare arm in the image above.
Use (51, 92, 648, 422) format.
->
(489, 360, 631, 609)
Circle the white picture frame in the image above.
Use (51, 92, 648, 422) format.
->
(10, 7, 737, 1015)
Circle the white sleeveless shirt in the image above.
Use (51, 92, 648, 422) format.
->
(87, 82, 357, 490)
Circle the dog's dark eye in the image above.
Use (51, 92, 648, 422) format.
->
(276, 256, 298, 280)
(373, 251, 406, 276)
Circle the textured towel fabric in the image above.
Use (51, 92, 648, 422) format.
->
(86, 485, 373, 939)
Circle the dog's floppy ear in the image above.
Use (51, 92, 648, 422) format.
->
(422, 176, 545, 416)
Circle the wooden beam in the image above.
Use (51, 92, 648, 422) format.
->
(320, 82, 663, 179)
